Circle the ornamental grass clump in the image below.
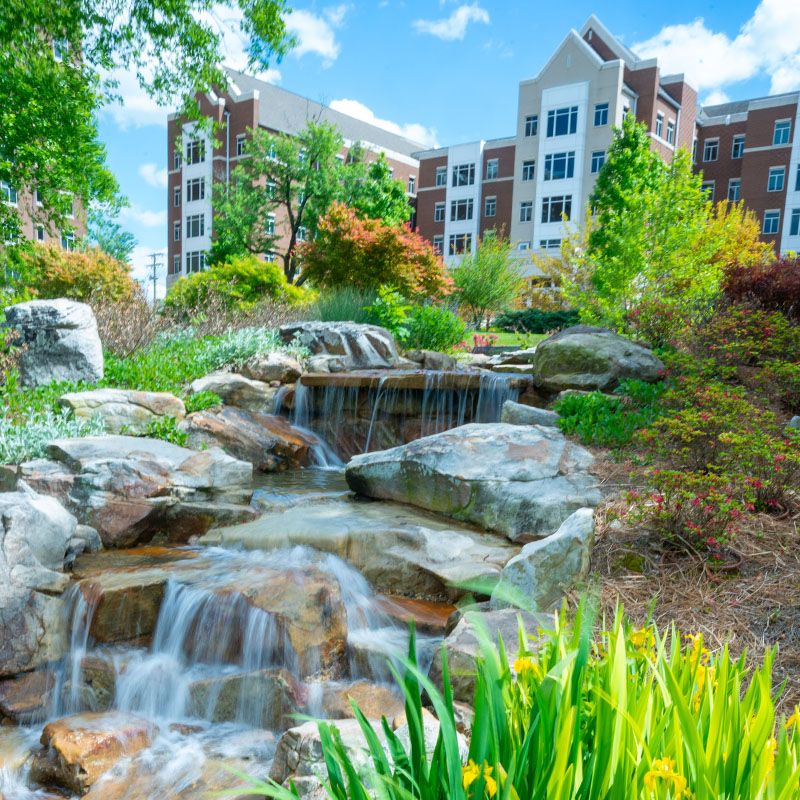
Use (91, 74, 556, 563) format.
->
(229, 608, 800, 800)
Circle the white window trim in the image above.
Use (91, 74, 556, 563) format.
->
(767, 166, 786, 192)
(703, 138, 719, 162)
(763, 209, 781, 235)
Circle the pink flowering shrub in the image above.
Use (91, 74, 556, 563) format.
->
(626, 299, 690, 348)
(472, 333, 498, 349)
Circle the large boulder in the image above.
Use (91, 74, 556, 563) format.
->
(281, 322, 400, 370)
(500, 400, 560, 428)
(188, 373, 277, 413)
(0, 484, 76, 677)
(345, 424, 602, 542)
(58, 389, 185, 434)
(5, 299, 103, 387)
(491, 508, 595, 611)
(20, 436, 253, 548)
(530, 326, 664, 393)
(241, 351, 303, 384)
(179, 407, 316, 471)
(405, 350, 457, 371)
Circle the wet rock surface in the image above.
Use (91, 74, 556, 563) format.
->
(58, 389, 186, 434)
(281, 322, 401, 370)
(345, 423, 602, 542)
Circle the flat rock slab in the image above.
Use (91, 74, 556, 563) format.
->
(202, 495, 518, 601)
(500, 400, 560, 428)
(345, 423, 602, 542)
(299, 370, 529, 392)
(188, 373, 278, 413)
(58, 389, 185, 434)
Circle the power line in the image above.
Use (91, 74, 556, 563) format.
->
(146, 252, 164, 304)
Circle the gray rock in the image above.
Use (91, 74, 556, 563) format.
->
(494, 346, 538, 365)
(405, 350, 457, 371)
(345, 423, 602, 542)
(500, 400, 560, 428)
(786, 416, 800, 434)
(531, 325, 664, 393)
(241, 352, 302, 384)
(6, 299, 103, 387)
(74, 525, 103, 553)
(491, 508, 595, 611)
(0, 484, 76, 676)
(58, 389, 185, 434)
(306, 354, 348, 373)
(281, 322, 400, 370)
(188, 373, 277, 413)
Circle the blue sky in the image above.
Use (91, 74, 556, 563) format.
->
(101, 0, 800, 292)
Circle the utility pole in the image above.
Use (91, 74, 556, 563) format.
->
(146, 252, 164, 304)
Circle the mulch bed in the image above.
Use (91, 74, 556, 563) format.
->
(573, 452, 800, 713)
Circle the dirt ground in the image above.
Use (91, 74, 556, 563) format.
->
(574, 452, 800, 713)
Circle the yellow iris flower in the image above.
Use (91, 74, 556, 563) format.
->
(644, 757, 688, 796)
(462, 759, 497, 797)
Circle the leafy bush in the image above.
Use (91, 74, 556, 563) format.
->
(164, 254, 305, 312)
(404, 304, 466, 352)
(300, 202, 451, 299)
(243, 609, 800, 800)
(723, 255, 800, 320)
(494, 307, 580, 334)
(184, 391, 222, 414)
(554, 379, 667, 447)
(364, 285, 410, 340)
(0, 408, 105, 463)
(753, 360, 800, 414)
(625, 298, 692, 348)
(144, 415, 187, 446)
(14, 242, 138, 301)
(310, 286, 378, 324)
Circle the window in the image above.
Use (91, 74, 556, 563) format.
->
(594, 103, 609, 127)
(692, 139, 698, 162)
(61, 232, 75, 251)
(173, 221, 180, 242)
(435, 166, 447, 186)
(521, 160, 535, 181)
(186, 251, 205, 273)
(655, 113, 663, 138)
(539, 239, 561, 249)
(432, 235, 444, 255)
(186, 177, 205, 202)
(666, 120, 675, 145)
(763, 210, 780, 235)
(790, 208, 800, 237)
(236, 135, 246, 157)
(484, 196, 496, 217)
(186, 139, 205, 164)
(524, 115, 538, 137)
(452, 163, 475, 186)
(519, 201, 533, 223)
(768, 166, 785, 192)
(186, 214, 204, 238)
(774, 121, 791, 145)
(53, 40, 68, 61)
(450, 198, 474, 221)
(172, 255, 181, 274)
(546, 106, 578, 137)
(335, 154, 344, 165)
(448, 233, 472, 255)
(590, 151, 605, 174)
(517, 242, 530, 251)
(266, 251, 276, 262)
(486, 159, 498, 179)
(173, 186, 181, 207)
(267, 142, 276, 160)
(173, 150, 181, 170)
(266, 181, 276, 198)
(434, 202, 445, 222)
(703, 139, 719, 162)
(266, 214, 275, 235)
(1, 181, 17, 205)
(36, 190, 43, 206)
(701, 181, 715, 201)
(543, 152, 575, 180)
(297, 226, 307, 242)
(728, 178, 741, 202)
(36, 225, 45, 242)
(541, 195, 572, 223)
(408, 176, 416, 194)
(796, 164, 800, 191)
(732, 135, 745, 159)
(298, 149, 306, 163)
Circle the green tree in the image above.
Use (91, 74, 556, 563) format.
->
(86, 208, 137, 264)
(210, 127, 412, 284)
(0, 0, 293, 241)
(451, 231, 527, 329)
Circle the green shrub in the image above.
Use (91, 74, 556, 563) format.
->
(364, 285, 410, 340)
(144, 415, 187, 446)
(753, 360, 800, 413)
(494, 307, 580, 334)
(310, 286, 378, 324)
(236, 608, 800, 800)
(0, 408, 105, 463)
(554, 379, 667, 447)
(404, 304, 466, 352)
(184, 391, 222, 414)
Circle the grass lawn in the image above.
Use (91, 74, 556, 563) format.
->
(466, 330, 547, 347)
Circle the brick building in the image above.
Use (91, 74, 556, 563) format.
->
(166, 68, 424, 288)
(414, 15, 800, 273)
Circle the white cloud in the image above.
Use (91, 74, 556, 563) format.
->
(101, 69, 166, 130)
(703, 90, 731, 106)
(285, 5, 351, 64)
(329, 98, 439, 147)
(138, 163, 168, 189)
(120, 204, 167, 228)
(634, 0, 800, 96)
(129, 245, 168, 301)
(413, 3, 489, 41)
